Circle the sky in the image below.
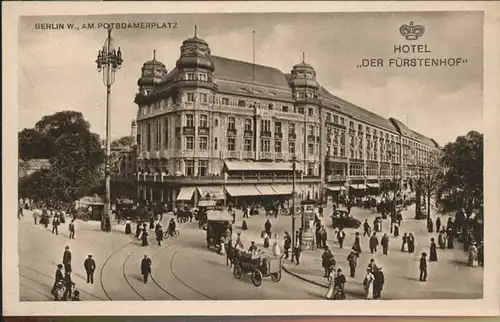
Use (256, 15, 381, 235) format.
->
(18, 12, 483, 146)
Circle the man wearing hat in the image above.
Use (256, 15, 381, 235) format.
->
(141, 254, 152, 284)
(419, 252, 428, 282)
(84, 254, 96, 284)
(51, 264, 64, 297)
(347, 249, 359, 278)
(283, 231, 291, 259)
(373, 266, 385, 299)
(248, 241, 258, 252)
(235, 232, 244, 249)
(62, 246, 72, 273)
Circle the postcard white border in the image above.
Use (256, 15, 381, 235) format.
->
(3, 1, 500, 317)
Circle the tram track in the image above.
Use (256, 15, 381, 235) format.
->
(150, 244, 180, 300)
(122, 251, 146, 300)
(99, 241, 134, 301)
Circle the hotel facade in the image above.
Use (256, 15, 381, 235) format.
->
(134, 32, 440, 208)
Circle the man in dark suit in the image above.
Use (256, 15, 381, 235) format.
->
(141, 254, 152, 284)
(62, 246, 72, 273)
(51, 264, 64, 297)
(419, 252, 428, 282)
(84, 254, 96, 284)
(63, 271, 76, 300)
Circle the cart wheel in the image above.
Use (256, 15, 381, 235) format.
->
(251, 270, 263, 287)
(174, 230, 180, 237)
(271, 271, 281, 282)
(82, 214, 89, 222)
(233, 265, 242, 280)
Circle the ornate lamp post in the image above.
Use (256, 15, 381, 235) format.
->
(95, 27, 123, 231)
(291, 156, 297, 260)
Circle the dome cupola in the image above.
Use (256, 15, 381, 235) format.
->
(290, 52, 319, 90)
(137, 50, 167, 89)
(176, 25, 214, 71)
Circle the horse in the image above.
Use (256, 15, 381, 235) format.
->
(176, 209, 192, 223)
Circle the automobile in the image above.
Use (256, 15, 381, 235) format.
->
(331, 208, 362, 229)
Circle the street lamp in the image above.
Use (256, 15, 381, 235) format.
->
(95, 27, 123, 231)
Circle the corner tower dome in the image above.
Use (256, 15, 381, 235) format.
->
(290, 53, 319, 90)
(137, 50, 167, 87)
(176, 25, 214, 71)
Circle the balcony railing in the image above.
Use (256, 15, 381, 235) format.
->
(182, 126, 196, 135)
(275, 152, 285, 160)
(274, 132, 283, 139)
(137, 173, 321, 185)
(227, 128, 237, 137)
(241, 151, 255, 159)
(244, 130, 253, 137)
(259, 151, 274, 160)
(260, 131, 272, 138)
(198, 127, 210, 135)
(225, 150, 240, 159)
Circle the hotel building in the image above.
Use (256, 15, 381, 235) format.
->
(134, 32, 440, 208)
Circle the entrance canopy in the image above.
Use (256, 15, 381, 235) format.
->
(271, 185, 293, 195)
(225, 185, 261, 197)
(366, 183, 380, 188)
(197, 186, 225, 200)
(327, 185, 347, 192)
(177, 186, 196, 201)
(255, 184, 277, 196)
(350, 184, 367, 190)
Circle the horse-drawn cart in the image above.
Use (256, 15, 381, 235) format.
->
(206, 210, 233, 249)
(233, 252, 283, 287)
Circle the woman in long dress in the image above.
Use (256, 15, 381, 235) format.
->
(363, 268, 375, 299)
(272, 234, 281, 257)
(438, 231, 446, 249)
(325, 265, 336, 299)
(263, 232, 270, 249)
(393, 223, 400, 237)
(125, 218, 132, 235)
(429, 237, 438, 262)
(219, 236, 227, 255)
(468, 242, 478, 267)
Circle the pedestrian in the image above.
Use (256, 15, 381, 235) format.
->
(141, 254, 152, 283)
(468, 242, 479, 267)
(68, 219, 75, 239)
(156, 224, 164, 246)
(347, 249, 358, 278)
(71, 290, 81, 301)
(393, 222, 400, 237)
(369, 232, 379, 254)
(429, 238, 438, 262)
(293, 242, 301, 265)
(368, 258, 378, 272)
(362, 268, 375, 299)
(401, 233, 408, 252)
(105, 214, 111, 232)
(264, 219, 272, 236)
(320, 226, 328, 249)
(321, 246, 334, 277)
(447, 230, 454, 249)
(84, 254, 96, 284)
(52, 215, 60, 235)
(353, 232, 362, 253)
(125, 218, 132, 235)
(427, 218, 434, 233)
(63, 246, 72, 273)
(149, 215, 155, 230)
(62, 271, 76, 300)
(315, 224, 322, 248)
(219, 235, 227, 255)
(272, 234, 281, 257)
(438, 230, 446, 249)
(141, 228, 149, 246)
(231, 209, 236, 224)
(436, 217, 441, 233)
(284, 231, 291, 260)
(33, 211, 38, 225)
(263, 232, 270, 248)
(408, 233, 416, 253)
(51, 264, 64, 298)
(135, 221, 142, 239)
(337, 228, 346, 249)
(419, 252, 428, 282)
(363, 219, 371, 237)
(372, 267, 385, 299)
(325, 265, 336, 299)
(381, 233, 389, 255)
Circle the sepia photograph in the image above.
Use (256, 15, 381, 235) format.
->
(4, 1, 500, 317)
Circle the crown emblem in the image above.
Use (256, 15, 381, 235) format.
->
(400, 21, 425, 41)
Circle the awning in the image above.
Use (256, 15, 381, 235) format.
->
(350, 184, 367, 190)
(366, 183, 380, 188)
(197, 186, 225, 200)
(224, 160, 303, 172)
(176, 187, 196, 201)
(255, 184, 277, 196)
(198, 200, 217, 207)
(271, 185, 293, 195)
(225, 185, 262, 197)
(327, 185, 347, 192)
(207, 210, 233, 222)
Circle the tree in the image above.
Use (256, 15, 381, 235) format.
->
(439, 131, 483, 213)
(420, 163, 442, 221)
(18, 128, 53, 160)
(111, 136, 134, 149)
(18, 111, 105, 203)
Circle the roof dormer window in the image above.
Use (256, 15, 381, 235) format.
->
(187, 72, 196, 80)
(198, 73, 207, 82)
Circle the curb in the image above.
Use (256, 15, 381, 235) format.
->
(282, 263, 328, 289)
